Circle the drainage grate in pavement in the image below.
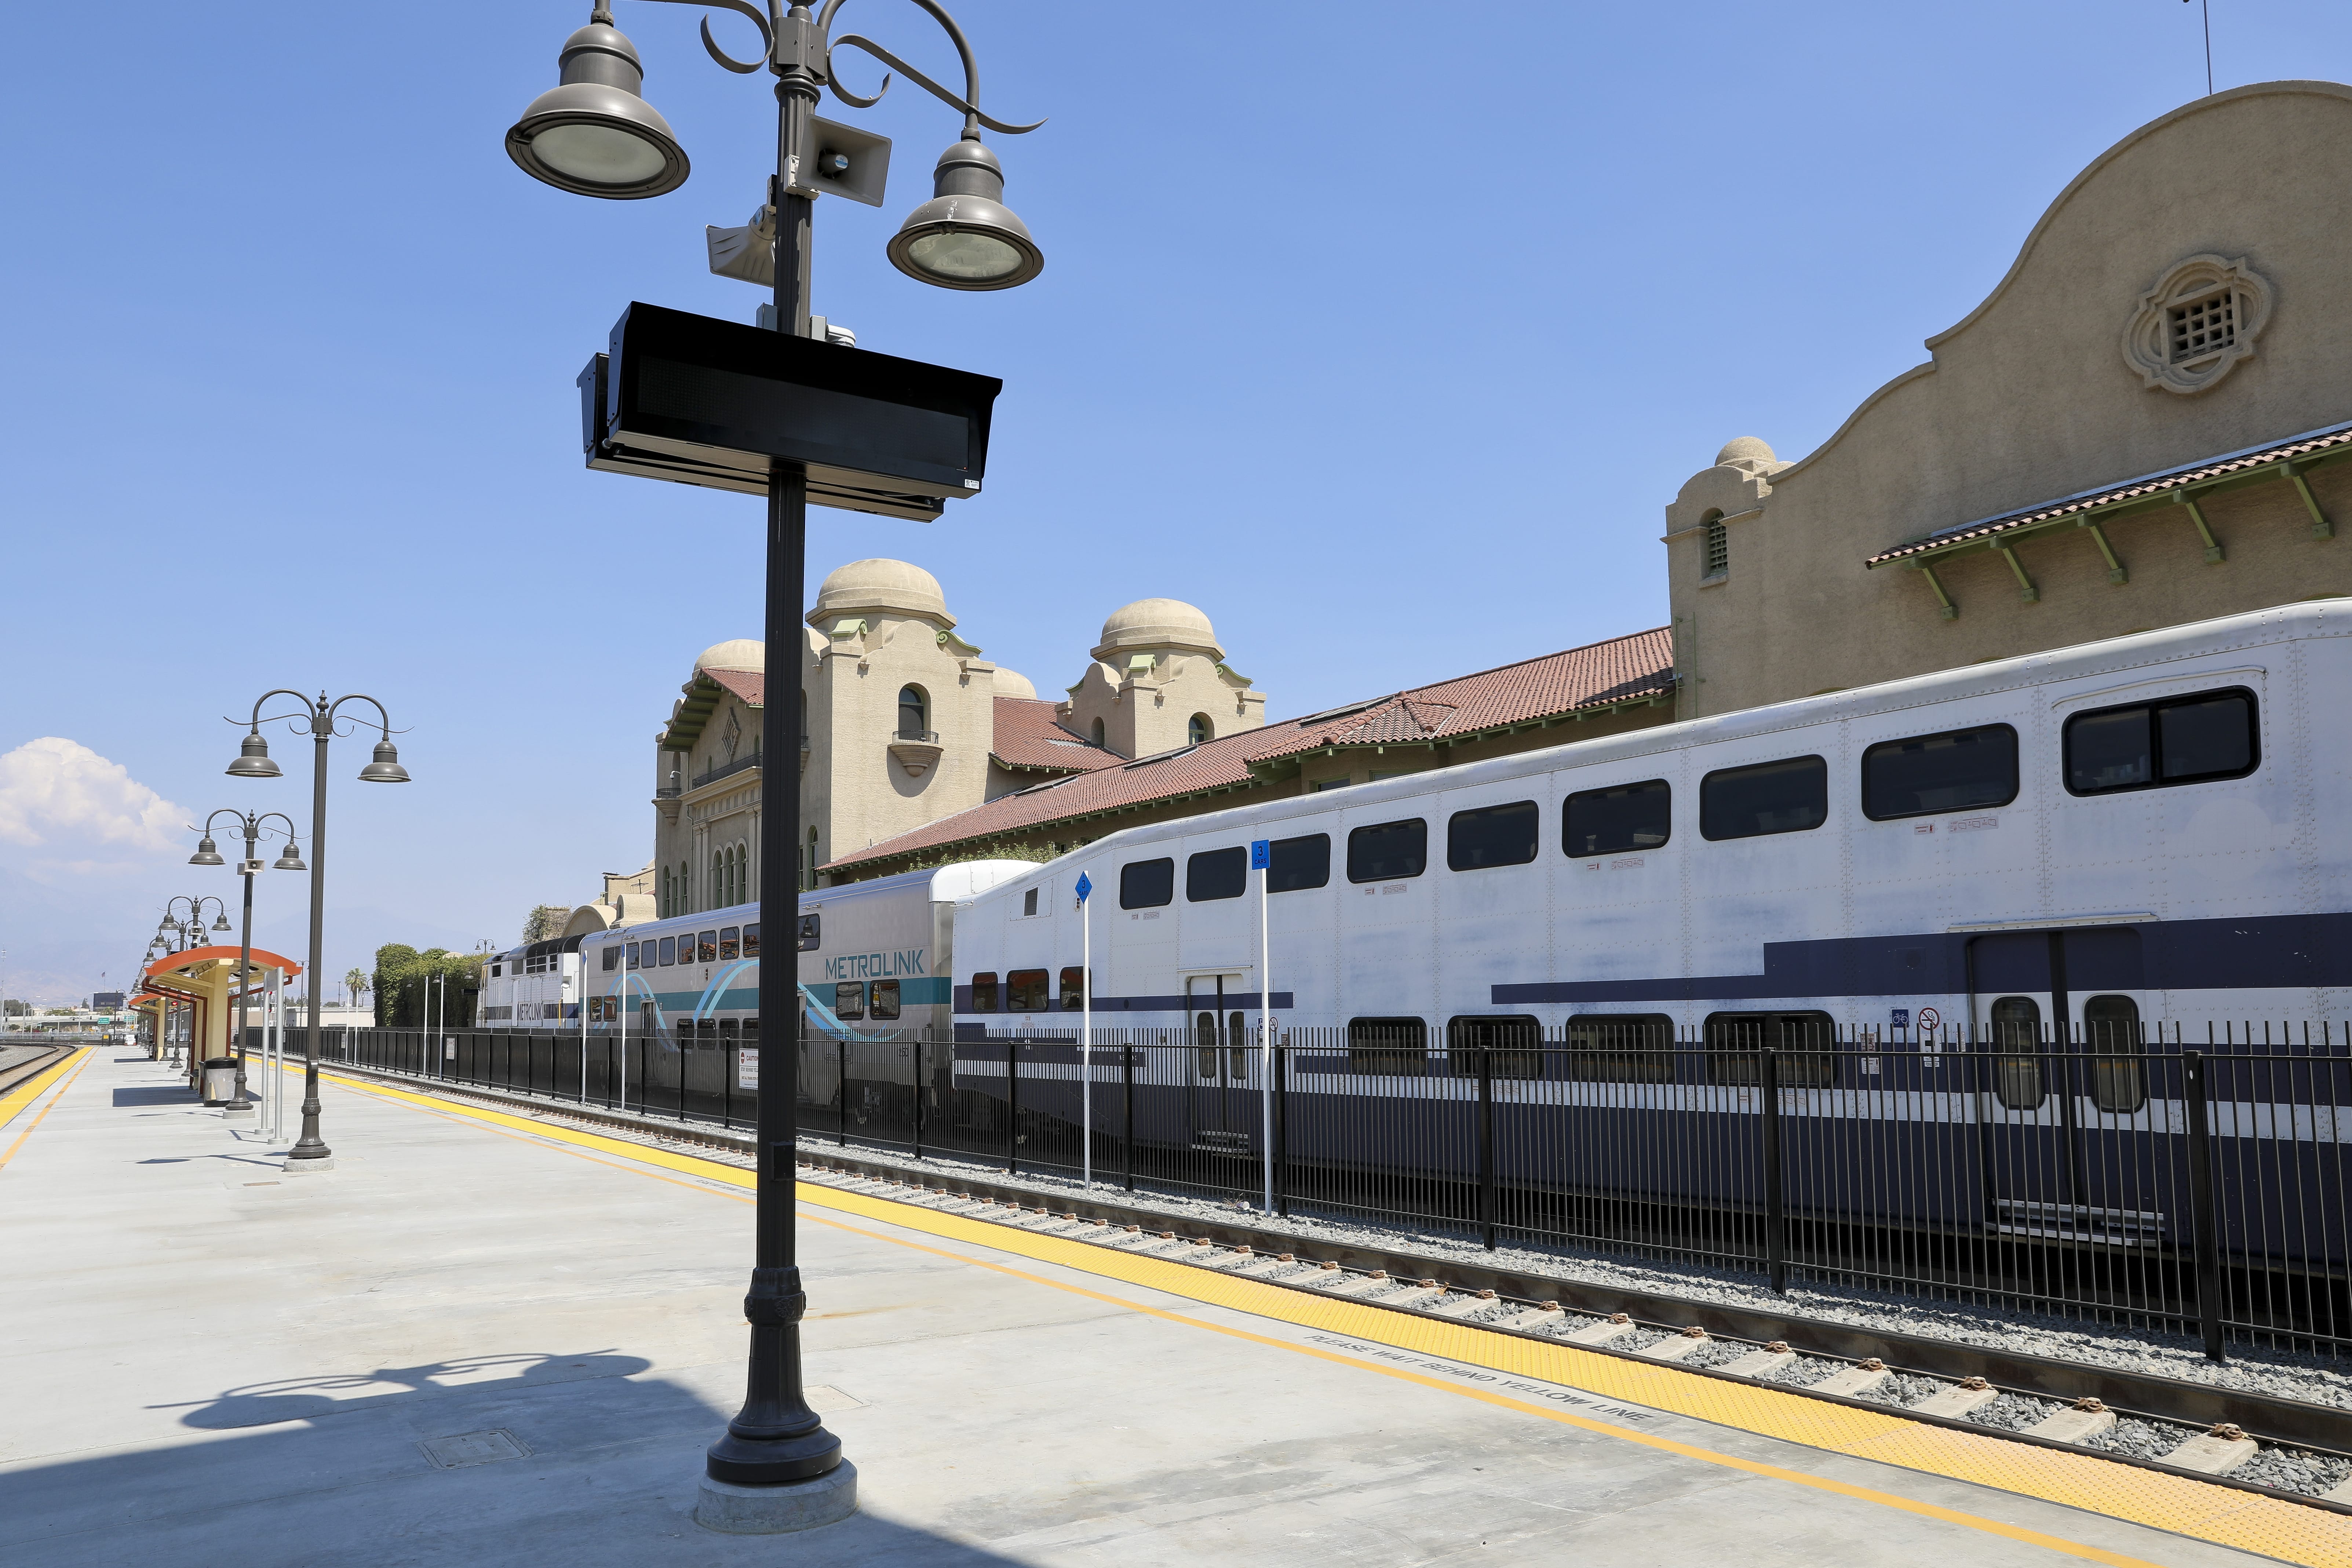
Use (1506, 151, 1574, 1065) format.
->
(419, 1429, 531, 1469)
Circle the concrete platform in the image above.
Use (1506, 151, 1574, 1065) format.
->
(0, 1050, 2302, 1567)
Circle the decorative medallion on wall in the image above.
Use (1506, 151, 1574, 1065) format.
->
(2121, 254, 2272, 395)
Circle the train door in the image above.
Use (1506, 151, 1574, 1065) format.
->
(1185, 974, 1252, 1153)
(1969, 926, 2158, 1246)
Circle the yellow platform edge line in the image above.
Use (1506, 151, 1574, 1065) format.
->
(319, 1069, 2352, 1568)
(0, 1047, 87, 1131)
(0, 1049, 92, 1169)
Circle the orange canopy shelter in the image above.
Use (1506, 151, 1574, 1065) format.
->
(136, 946, 302, 1062)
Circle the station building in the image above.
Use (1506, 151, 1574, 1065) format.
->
(581, 79, 2352, 909)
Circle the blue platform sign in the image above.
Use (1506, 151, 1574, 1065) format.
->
(1073, 871, 1092, 904)
(1250, 839, 1270, 870)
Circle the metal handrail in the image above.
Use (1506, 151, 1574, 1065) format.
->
(691, 750, 762, 790)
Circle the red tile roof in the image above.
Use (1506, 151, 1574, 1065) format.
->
(1864, 418, 2352, 566)
(990, 696, 1121, 772)
(827, 627, 1675, 874)
(705, 667, 764, 706)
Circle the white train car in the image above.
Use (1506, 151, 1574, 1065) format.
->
(948, 602, 2352, 1044)
(476, 935, 585, 1027)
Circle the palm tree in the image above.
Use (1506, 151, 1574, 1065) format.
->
(344, 968, 370, 1009)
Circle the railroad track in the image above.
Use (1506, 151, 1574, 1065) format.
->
(315, 1058, 2352, 1509)
(0, 1045, 73, 1098)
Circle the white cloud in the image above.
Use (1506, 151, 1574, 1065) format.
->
(0, 738, 186, 853)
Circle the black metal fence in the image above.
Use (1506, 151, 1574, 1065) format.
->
(272, 1017, 2352, 1361)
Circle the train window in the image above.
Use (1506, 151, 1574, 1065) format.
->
(1060, 966, 1086, 1009)
(698, 931, 718, 963)
(834, 982, 865, 1021)
(796, 914, 819, 951)
(491, 964, 502, 978)
(1269, 833, 1330, 892)
(1022, 888, 1039, 917)
(601, 945, 618, 971)
(1563, 780, 1670, 857)
(1187, 846, 1246, 901)
(1007, 969, 1050, 1012)
(1988, 996, 2045, 1111)
(1565, 1014, 1676, 1082)
(1229, 1012, 1247, 1079)
(871, 980, 901, 1021)
(626, 943, 640, 970)
(719, 1018, 739, 1049)
(1195, 1012, 1219, 1077)
(2083, 994, 2145, 1113)
(1703, 1012, 1836, 1087)
(969, 972, 999, 1012)
(1120, 858, 1174, 908)
(1861, 724, 2018, 820)
(659, 936, 676, 966)
(2065, 687, 2258, 794)
(1346, 819, 1427, 882)
(718, 926, 740, 960)
(1447, 1015, 1543, 1079)
(1447, 801, 1539, 871)
(1700, 756, 1827, 840)
(744, 923, 758, 956)
(1347, 1016, 1428, 1076)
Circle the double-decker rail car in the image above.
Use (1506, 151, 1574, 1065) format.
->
(944, 604, 2352, 1298)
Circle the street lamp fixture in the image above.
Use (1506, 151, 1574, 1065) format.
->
(227, 731, 282, 779)
(227, 690, 412, 1173)
(190, 809, 303, 1120)
(154, 894, 231, 1091)
(886, 137, 1042, 290)
(505, 11, 689, 200)
(508, 0, 1044, 1532)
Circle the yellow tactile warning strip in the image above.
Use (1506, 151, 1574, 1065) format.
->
(316, 1069, 2352, 1568)
(0, 1049, 89, 1167)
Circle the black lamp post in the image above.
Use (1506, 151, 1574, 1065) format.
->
(225, 692, 410, 1173)
(189, 811, 304, 1122)
(157, 896, 232, 1091)
(506, 0, 1043, 1531)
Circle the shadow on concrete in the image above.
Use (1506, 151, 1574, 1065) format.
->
(112, 1087, 192, 1106)
(4, 1364, 1027, 1568)
(155, 1350, 660, 1430)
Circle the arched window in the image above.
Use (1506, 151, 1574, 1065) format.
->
(805, 825, 820, 892)
(1701, 510, 1728, 578)
(897, 685, 928, 740)
(660, 868, 671, 918)
(1090, 717, 1106, 748)
(1188, 713, 1213, 746)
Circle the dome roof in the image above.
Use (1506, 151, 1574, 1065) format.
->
(993, 667, 1038, 700)
(809, 557, 951, 624)
(1715, 436, 1777, 471)
(1093, 597, 1222, 660)
(695, 638, 765, 673)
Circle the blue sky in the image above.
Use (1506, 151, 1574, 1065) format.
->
(4, 1, 2345, 1003)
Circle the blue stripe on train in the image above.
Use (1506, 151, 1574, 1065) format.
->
(1489, 911, 2352, 1006)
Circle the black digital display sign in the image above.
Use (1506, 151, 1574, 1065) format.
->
(579, 302, 1002, 522)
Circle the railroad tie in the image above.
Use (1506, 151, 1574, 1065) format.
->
(1492, 1303, 1569, 1332)
(1557, 1313, 1636, 1346)
(1715, 1343, 1795, 1379)
(2023, 1399, 2115, 1445)
(1636, 1327, 1710, 1362)
(1808, 1359, 1889, 1397)
(2163, 1425, 2260, 1476)
(1910, 1378, 1999, 1419)
(1426, 1290, 1498, 1320)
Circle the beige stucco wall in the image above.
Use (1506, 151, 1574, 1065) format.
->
(1667, 81, 2352, 718)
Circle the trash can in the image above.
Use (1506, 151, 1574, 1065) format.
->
(202, 1058, 238, 1106)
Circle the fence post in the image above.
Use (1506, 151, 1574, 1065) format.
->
(912, 1034, 926, 1162)
(1007, 1037, 1020, 1177)
(2183, 1050, 2228, 1362)
(1122, 1038, 1135, 1192)
(1275, 1039, 1289, 1217)
(1478, 1045, 1496, 1250)
(837, 1034, 848, 1146)
(1762, 1044, 1787, 1294)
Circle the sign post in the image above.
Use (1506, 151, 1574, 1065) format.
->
(1074, 870, 1093, 1188)
(1251, 839, 1273, 1214)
